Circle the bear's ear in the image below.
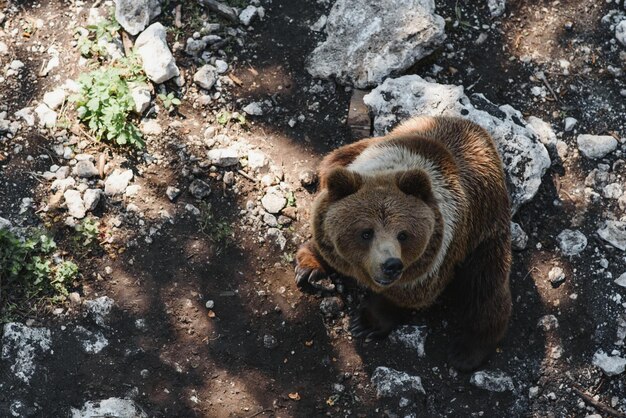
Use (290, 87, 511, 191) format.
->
(326, 167, 363, 201)
(396, 169, 433, 201)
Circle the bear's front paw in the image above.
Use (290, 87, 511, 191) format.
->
(448, 338, 493, 372)
(349, 296, 399, 341)
(295, 243, 335, 292)
(295, 264, 327, 288)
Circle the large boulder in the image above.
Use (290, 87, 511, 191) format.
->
(135, 23, 180, 84)
(115, 0, 162, 35)
(306, 0, 445, 88)
(363, 75, 551, 213)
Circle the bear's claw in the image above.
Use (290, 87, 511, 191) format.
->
(294, 265, 334, 292)
(349, 295, 400, 341)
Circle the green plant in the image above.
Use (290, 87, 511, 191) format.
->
(72, 67, 144, 148)
(75, 13, 121, 58)
(158, 92, 182, 110)
(75, 217, 101, 247)
(216, 110, 246, 126)
(454, 1, 472, 29)
(115, 51, 146, 83)
(0, 228, 78, 321)
(286, 191, 296, 207)
(216, 111, 231, 125)
(198, 203, 233, 249)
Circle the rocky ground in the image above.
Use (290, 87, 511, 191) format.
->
(1, 0, 626, 417)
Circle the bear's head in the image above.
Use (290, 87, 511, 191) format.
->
(319, 167, 438, 289)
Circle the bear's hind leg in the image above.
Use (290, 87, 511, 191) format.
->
(449, 234, 512, 371)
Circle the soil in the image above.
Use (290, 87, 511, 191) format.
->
(1, 0, 626, 417)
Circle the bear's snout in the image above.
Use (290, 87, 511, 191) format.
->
(377, 258, 404, 285)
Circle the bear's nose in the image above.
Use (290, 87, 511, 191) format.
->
(381, 258, 404, 278)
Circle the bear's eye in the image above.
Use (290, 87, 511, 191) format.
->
(397, 232, 409, 242)
(361, 229, 374, 241)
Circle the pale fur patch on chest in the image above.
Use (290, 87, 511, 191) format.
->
(347, 144, 459, 282)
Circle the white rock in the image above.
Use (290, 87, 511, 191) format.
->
(64, 190, 87, 219)
(1, 323, 52, 384)
(603, 183, 623, 199)
(19, 197, 33, 215)
(247, 150, 269, 171)
(74, 326, 109, 354)
(263, 213, 279, 227)
(577, 134, 618, 159)
(214, 59, 228, 74)
(557, 229, 587, 256)
(527, 116, 557, 149)
(166, 186, 181, 201)
(389, 325, 428, 357)
(564, 117, 577, 132)
(615, 272, 626, 288)
(592, 350, 626, 376)
(15, 107, 35, 126)
(189, 179, 211, 199)
(83, 189, 102, 211)
(125, 184, 141, 197)
(104, 169, 134, 196)
(511, 222, 528, 250)
(84, 296, 114, 327)
(42, 89, 67, 110)
(115, 0, 151, 35)
(141, 119, 162, 135)
(70, 398, 147, 418)
(72, 160, 99, 178)
(537, 314, 559, 331)
(223, 171, 235, 185)
(261, 187, 287, 214)
(185, 203, 200, 215)
(616, 20, 626, 47)
(310, 15, 327, 32)
(243, 102, 264, 116)
(548, 266, 565, 287)
(239, 5, 258, 26)
(51, 177, 76, 193)
(266, 227, 287, 250)
(9, 60, 24, 70)
(130, 83, 152, 114)
(135, 23, 180, 83)
(306, 0, 445, 88)
(486, 0, 506, 17)
(207, 148, 239, 166)
(42, 49, 60, 76)
(35, 103, 57, 128)
(0, 41, 8, 55)
(371, 367, 425, 397)
(363, 75, 551, 213)
(597, 220, 626, 251)
(0, 216, 11, 230)
(470, 370, 514, 392)
(193, 65, 218, 90)
(529, 386, 540, 398)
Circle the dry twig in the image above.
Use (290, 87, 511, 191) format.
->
(572, 384, 626, 418)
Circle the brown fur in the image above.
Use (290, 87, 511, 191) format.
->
(296, 116, 512, 370)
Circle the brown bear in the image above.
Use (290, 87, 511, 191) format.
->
(296, 116, 512, 371)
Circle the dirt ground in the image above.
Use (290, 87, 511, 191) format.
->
(1, 0, 626, 417)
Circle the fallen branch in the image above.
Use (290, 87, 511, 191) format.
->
(197, 0, 238, 23)
(572, 384, 626, 418)
(237, 169, 256, 182)
(537, 71, 559, 102)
